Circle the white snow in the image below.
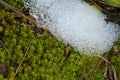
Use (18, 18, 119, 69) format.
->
(25, 0, 120, 54)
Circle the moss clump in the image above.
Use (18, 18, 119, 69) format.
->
(0, 0, 120, 80)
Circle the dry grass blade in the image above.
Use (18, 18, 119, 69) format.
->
(111, 65, 118, 80)
(104, 64, 108, 79)
(14, 39, 34, 77)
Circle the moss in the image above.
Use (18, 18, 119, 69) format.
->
(0, 0, 120, 80)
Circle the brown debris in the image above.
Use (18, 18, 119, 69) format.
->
(0, 63, 9, 77)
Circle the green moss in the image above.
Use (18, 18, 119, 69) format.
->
(0, 0, 120, 80)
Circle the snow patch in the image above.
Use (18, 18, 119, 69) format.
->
(25, 0, 120, 54)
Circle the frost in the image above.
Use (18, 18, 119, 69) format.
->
(25, 0, 120, 54)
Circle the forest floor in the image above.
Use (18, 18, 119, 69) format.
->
(0, 0, 120, 80)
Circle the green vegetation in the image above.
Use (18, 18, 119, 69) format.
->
(0, 0, 120, 80)
(103, 0, 120, 7)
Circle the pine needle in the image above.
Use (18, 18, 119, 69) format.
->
(14, 39, 34, 77)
